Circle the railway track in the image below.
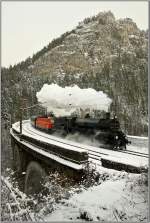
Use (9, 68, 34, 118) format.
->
(21, 123, 148, 165)
(11, 120, 148, 174)
(23, 125, 108, 163)
(118, 149, 148, 158)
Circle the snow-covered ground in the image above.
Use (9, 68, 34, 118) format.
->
(2, 166, 148, 222)
(43, 167, 148, 222)
(9, 120, 148, 222)
(2, 146, 148, 222)
(127, 136, 148, 154)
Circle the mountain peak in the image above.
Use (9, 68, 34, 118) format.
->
(97, 11, 115, 24)
(2, 11, 148, 135)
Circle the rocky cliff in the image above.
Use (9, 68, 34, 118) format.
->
(2, 11, 148, 136)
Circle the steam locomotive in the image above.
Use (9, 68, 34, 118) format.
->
(31, 113, 130, 150)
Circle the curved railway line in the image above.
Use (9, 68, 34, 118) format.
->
(22, 122, 148, 163)
(118, 149, 148, 158)
(11, 120, 148, 175)
(9, 118, 148, 199)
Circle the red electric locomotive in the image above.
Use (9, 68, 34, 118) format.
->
(31, 116, 54, 132)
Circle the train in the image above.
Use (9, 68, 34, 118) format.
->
(30, 112, 131, 150)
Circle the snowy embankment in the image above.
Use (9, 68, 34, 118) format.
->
(1, 173, 33, 221)
(2, 167, 148, 222)
(127, 135, 148, 154)
(44, 167, 148, 222)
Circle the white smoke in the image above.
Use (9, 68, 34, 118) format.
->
(36, 84, 112, 117)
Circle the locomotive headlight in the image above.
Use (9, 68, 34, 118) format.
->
(115, 135, 118, 139)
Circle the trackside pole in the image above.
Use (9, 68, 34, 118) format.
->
(20, 108, 22, 135)
(19, 100, 46, 135)
(20, 98, 28, 135)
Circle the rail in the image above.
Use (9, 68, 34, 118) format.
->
(11, 120, 148, 173)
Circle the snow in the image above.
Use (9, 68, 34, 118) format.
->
(2, 167, 148, 222)
(129, 34, 139, 39)
(1, 173, 34, 221)
(36, 84, 112, 117)
(127, 145, 148, 154)
(84, 52, 88, 57)
(27, 123, 148, 168)
(8, 121, 149, 222)
(12, 121, 87, 154)
(127, 135, 148, 154)
(127, 135, 148, 140)
(44, 172, 148, 222)
(10, 128, 86, 171)
(11, 120, 148, 171)
(69, 180, 125, 206)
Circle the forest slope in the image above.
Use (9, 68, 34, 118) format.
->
(2, 11, 148, 136)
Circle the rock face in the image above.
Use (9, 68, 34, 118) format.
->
(2, 11, 148, 136)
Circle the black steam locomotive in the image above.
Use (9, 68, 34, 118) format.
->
(31, 112, 130, 150)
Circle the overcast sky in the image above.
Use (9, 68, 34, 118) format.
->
(2, 1, 148, 68)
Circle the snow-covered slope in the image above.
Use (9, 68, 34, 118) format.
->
(44, 169, 148, 222)
(2, 11, 148, 136)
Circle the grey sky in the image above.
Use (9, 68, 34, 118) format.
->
(2, 1, 148, 68)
